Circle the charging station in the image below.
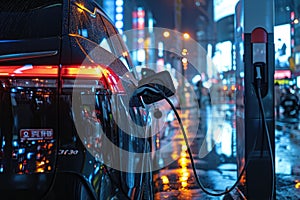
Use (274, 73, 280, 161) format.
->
(235, 0, 275, 199)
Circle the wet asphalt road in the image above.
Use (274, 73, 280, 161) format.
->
(152, 98, 300, 199)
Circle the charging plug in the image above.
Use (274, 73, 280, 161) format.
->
(253, 62, 267, 97)
(255, 65, 262, 89)
(255, 66, 262, 80)
(254, 62, 265, 82)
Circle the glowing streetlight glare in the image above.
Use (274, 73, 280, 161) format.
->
(182, 48, 188, 56)
(163, 31, 170, 38)
(182, 57, 188, 64)
(183, 33, 190, 40)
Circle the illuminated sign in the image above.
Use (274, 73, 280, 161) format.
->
(274, 24, 291, 69)
(274, 70, 291, 79)
(132, 8, 145, 30)
(213, 41, 233, 72)
(274, 79, 290, 85)
(132, 7, 145, 64)
(115, 0, 124, 34)
(214, 0, 239, 22)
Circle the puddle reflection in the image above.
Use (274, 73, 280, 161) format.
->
(200, 104, 236, 161)
(155, 103, 300, 199)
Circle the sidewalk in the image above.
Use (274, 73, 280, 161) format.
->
(274, 119, 300, 200)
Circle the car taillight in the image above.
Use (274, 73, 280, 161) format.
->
(61, 65, 125, 93)
(0, 65, 58, 78)
(0, 65, 59, 90)
(0, 65, 124, 93)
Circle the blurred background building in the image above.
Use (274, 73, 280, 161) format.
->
(95, 0, 300, 90)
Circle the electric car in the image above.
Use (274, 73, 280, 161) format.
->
(0, 0, 162, 199)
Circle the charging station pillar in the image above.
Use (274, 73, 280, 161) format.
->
(237, 0, 275, 199)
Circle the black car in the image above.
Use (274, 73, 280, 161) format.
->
(0, 0, 174, 199)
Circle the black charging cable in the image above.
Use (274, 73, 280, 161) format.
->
(136, 85, 259, 197)
(253, 66, 275, 200)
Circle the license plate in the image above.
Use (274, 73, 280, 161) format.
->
(20, 129, 54, 142)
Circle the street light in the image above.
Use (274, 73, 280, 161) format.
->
(160, 31, 190, 102)
(182, 48, 188, 56)
(183, 32, 190, 40)
(182, 57, 188, 71)
(179, 32, 190, 106)
(163, 31, 170, 38)
(181, 32, 190, 78)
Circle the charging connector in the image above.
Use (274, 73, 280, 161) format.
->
(253, 62, 267, 97)
(255, 65, 262, 90)
(255, 66, 262, 80)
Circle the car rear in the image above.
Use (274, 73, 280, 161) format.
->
(0, 1, 63, 199)
(0, 0, 154, 199)
(0, 1, 103, 199)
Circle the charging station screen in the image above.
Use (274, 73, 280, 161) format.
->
(274, 23, 291, 69)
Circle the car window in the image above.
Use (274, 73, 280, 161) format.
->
(101, 16, 135, 71)
(70, 2, 135, 73)
(70, 2, 114, 53)
(0, 1, 62, 39)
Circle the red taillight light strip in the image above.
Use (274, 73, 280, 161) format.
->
(0, 65, 125, 93)
(0, 65, 58, 77)
(61, 65, 125, 93)
(0, 65, 104, 78)
(61, 65, 102, 79)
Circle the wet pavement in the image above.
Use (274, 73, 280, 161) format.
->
(152, 92, 300, 200)
(275, 118, 300, 200)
